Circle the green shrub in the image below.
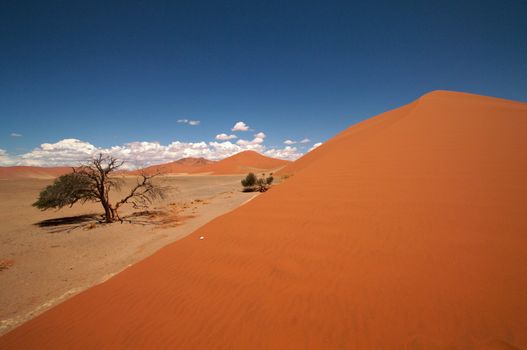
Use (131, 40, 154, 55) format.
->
(241, 173, 274, 192)
(241, 173, 257, 187)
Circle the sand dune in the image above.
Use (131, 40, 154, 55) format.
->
(0, 166, 72, 180)
(1, 90, 526, 349)
(129, 157, 216, 175)
(2, 152, 287, 179)
(191, 150, 289, 174)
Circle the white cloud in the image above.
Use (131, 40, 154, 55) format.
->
(232, 121, 250, 131)
(215, 133, 237, 141)
(236, 139, 251, 146)
(265, 146, 302, 160)
(17, 139, 98, 167)
(10, 133, 22, 137)
(284, 139, 296, 145)
(0, 149, 16, 165)
(236, 131, 267, 147)
(0, 125, 309, 168)
(300, 138, 310, 143)
(309, 142, 322, 152)
(177, 119, 200, 126)
(0, 136, 300, 169)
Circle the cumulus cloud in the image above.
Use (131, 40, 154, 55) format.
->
(231, 121, 250, 131)
(300, 138, 310, 143)
(10, 133, 22, 137)
(236, 139, 263, 148)
(0, 137, 302, 169)
(0, 123, 308, 168)
(309, 142, 322, 152)
(284, 139, 296, 145)
(236, 131, 267, 147)
(177, 119, 200, 126)
(0, 149, 16, 165)
(17, 139, 98, 166)
(215, 133, 237, 141)
(265, 146, 302, 160)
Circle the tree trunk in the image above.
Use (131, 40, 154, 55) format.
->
(101, 200, 114, 223)
(110, 207, 121, 223)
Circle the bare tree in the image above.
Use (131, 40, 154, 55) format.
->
(33, 154, 166, 223)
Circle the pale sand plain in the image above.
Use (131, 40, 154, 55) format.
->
(0, 175, 256, 335)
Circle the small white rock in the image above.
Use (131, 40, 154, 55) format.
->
(199, 236, 204, 240)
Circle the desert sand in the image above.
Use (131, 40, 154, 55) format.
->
(191, 150, 289, 174)
(0, 166, 72, 180)
(129, 157, 216, 175)
(1, 91, 527, 349)
(0, 175, 256, 336)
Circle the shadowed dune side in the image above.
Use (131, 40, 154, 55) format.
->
(1, 91, 527, 349)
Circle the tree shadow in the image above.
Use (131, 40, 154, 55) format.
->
(121, 210, 193, 228)
(34, 207, 192, 233)
(35, 213, 102, 233)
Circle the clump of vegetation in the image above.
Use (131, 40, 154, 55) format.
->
(241, 172, 274, 192)
(33, 154, 167, 223)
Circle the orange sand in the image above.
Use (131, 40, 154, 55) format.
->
(1, 91, 526, 349)
(0, 166, 72, 180)
(129, 157, 216, 175)
(191, 150, 289, 174)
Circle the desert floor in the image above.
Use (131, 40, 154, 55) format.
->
(0, 175, 256, 335)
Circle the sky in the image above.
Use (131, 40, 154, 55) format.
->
(1, 0, 526, 168)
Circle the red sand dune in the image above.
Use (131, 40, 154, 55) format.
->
(191, 150, 289, 174)
(0, 166, 72, 179)
(129, 157, 216, 175)
(2, 91, 527, 349)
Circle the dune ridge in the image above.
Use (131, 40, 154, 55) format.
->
(129, 157, 216, 175)
(1, 90, 526, 349)
(190, 150, 289, 174)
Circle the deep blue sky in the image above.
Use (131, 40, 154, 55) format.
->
(1, 0, 526, 161)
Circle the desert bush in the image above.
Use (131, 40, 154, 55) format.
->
(241, 172, 257, 187)
(241, 173, 274, 192)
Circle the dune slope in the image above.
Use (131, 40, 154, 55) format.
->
(1, 91, 527, 349)
(130, 157, 216, 175)
(192, 150, 289, 174)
